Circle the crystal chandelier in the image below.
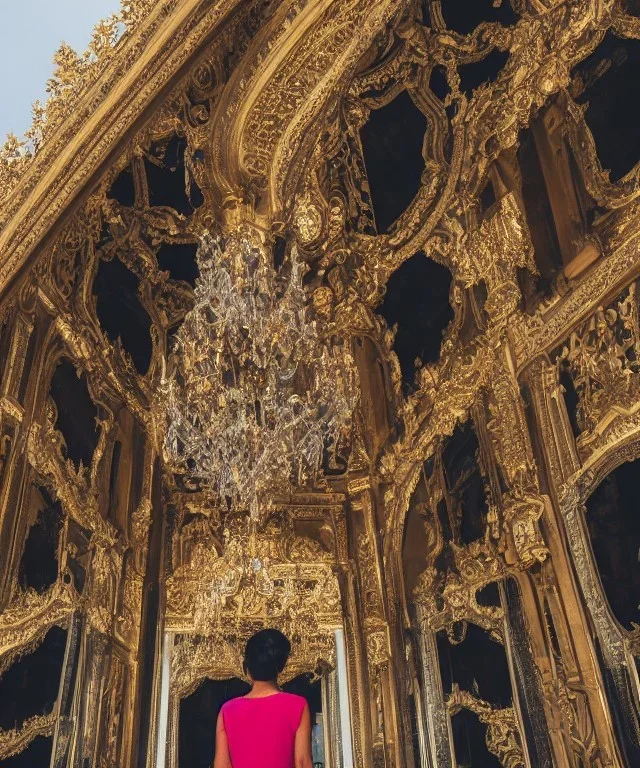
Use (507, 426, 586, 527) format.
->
(160, 227, 356, 518)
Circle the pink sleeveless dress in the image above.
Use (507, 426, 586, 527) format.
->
(221, 691, 307, 768)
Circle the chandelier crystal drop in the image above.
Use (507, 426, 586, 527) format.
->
(160, 228, 357, 518)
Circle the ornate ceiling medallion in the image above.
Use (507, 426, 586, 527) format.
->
(160, 227, 357, 518)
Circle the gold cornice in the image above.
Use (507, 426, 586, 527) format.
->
(513, 214, 640, 373)
(0, 0, 244, 299)
(209, 0, 405, 224)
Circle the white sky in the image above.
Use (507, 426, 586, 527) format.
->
(0, 0, 121, 141)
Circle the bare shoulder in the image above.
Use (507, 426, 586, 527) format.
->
(282, 692, 308, 708)
(218, 698, 235, 720)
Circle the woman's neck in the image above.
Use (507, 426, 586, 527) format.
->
(247, 679, 280, 697)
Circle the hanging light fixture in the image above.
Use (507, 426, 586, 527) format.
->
(159, 227, 357, 519)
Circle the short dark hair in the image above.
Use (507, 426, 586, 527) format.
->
(244, 628, 291, 682)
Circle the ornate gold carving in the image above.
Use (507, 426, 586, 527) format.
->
(513, 228, 640, 370)
(357, 532, 384, 620)
(0, 581, 74, 676)
(167, 511, 341, 686)
(357, 531, 390, 668)
(87, 541, 123, 636)
(628, 623, 640, 657)
(554, 279, 640, 450)
(0, 0, 165, 212)
(97, 653, 128, 767)
(171, 634, 243, 697)
(1, 0, 640, 765)
(447, 685, 526, 768)
(558, 482, 627, 667)
(0, 0, 245, 295)
(210, 0, 405, 218)
(0, 711, 57, 761)
(384, 336, 497, 542)
(455, 194, 536, 325)
(27, 416, 116, 545)
(167, 510, 339, 627)
(414, 537, 505, 642)
(292, 197, 323, 245)
(501, 494, 549, 570)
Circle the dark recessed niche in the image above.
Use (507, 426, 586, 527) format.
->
(50, 359, 100, 470)
(442, 420, 488, 545)
(0, 314, 12, 383)
(586, 458, 640, 630)
(107, 165, 136, 207)
(480, 178, 497, 213)
(18, 487, 63, 593)
(93, 255, 153, 375)
(458, 48, 509, 97)
(0, 626, 67, 731)
(437, 622, 513, 707)
(442, 419, 477, 489)
(360, 90, 427, 234)
(503, 578, 555, 767)
(376, 251, 453, 392)
(458, 469, 488, 545)
(558, 367, 581, 438)
(516, 124, 563, 287)
(156, 242, 200, 287)
(476, 581, 501, 608)
(407, 692, 421, 765)
(420, 0, 431, 25)
(144, 135, 203, 215)
(107, 440, 122, 525)
(190, 180, 205, 209)
(0, 735, 53, 768)
(273, 236, 287, 272)
(429, 66, 450, 102)
(572, 32, 640, 181)
(451, 708, 502, 768)
(437, 497, 454, 544)
(17, 326, 38, 404)
(440, 0, 518, 36)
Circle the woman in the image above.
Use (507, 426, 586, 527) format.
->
(214, 629, 313, 768)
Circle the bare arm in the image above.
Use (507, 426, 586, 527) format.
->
(294, 701, 314, 768)
(213, 710, 232, 768)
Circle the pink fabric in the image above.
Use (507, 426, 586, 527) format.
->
(222, 691, 306, 768)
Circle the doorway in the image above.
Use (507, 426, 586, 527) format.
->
(177, 673, 325, 767)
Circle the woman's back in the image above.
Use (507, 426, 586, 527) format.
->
(221, 691, 307, 768)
